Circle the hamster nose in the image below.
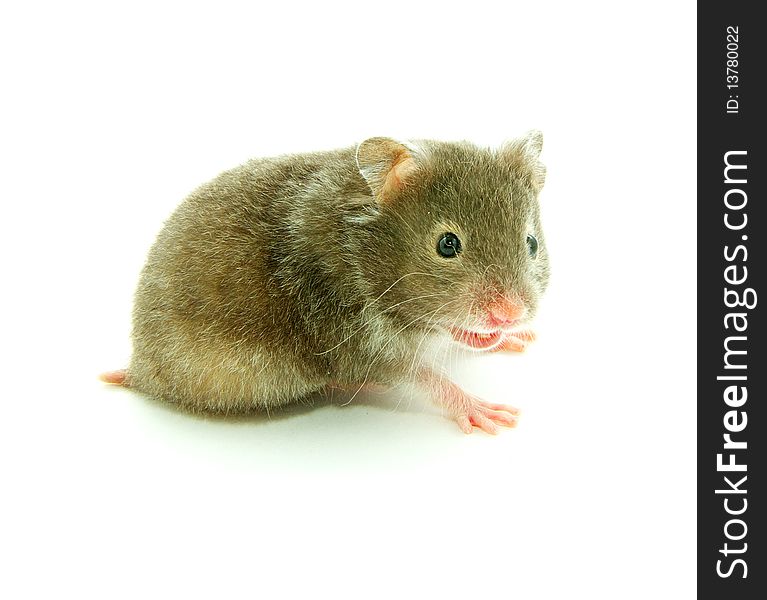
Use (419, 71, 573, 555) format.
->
(487, 297, 526, 328)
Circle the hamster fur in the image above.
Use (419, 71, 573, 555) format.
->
(103, 132, 549, 434)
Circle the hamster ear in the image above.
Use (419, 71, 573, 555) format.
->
(500, 130, 546, 191)
(356, 137, 420, 202)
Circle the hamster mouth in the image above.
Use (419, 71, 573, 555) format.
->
(448, 328, 504, 350)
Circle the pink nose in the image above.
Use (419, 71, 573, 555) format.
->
(487, 298, 525, 327)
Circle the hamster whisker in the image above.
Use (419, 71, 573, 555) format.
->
(423, 302, 475, 420)
(341, 299, 461, 407)
(423, 305, 458, 411)
(380, 293, 444, 315)
(371, 271, 452, 306)
(347, 291, 446, 363)
(427, 324, 454, 420)
(399, 298, 458, 412)
(350, 300, 460, 408)
(314, 275, 450, 356)
(445, 298, 476, 384)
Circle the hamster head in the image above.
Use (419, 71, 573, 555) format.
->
(355, 132, 549, 349)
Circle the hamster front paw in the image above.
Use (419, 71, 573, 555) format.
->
(493, 329, 536, 353)
(425, 376, 520, 435)
(454, 399, 520, 435)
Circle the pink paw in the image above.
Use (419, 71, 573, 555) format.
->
(454, 400, 520, 435)
(422, 374, 522, 435)
(494, 329, 536, 353)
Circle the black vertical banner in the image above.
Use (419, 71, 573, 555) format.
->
(699, 3, 765, 598)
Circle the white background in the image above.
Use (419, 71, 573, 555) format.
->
(0, 1, 696, 598)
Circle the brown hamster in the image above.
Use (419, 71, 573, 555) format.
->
(101, 132, 549, 434)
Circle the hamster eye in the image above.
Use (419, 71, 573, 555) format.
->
(437, 232, 462, 258)
(527, 234, 539, 258)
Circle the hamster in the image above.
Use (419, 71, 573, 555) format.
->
(101, 132, 549, 434)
